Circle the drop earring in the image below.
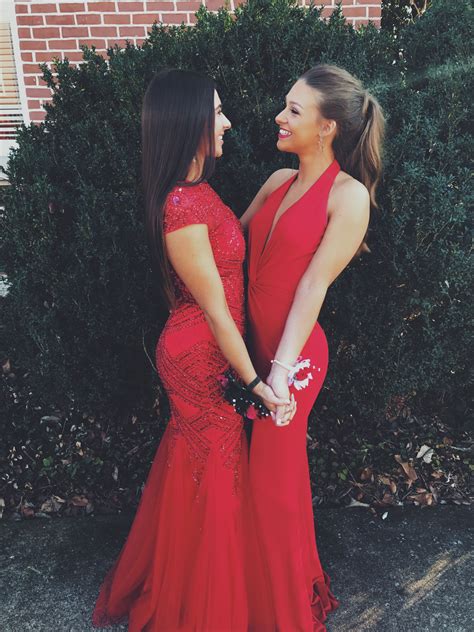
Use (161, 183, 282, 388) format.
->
(319, 133, 324, 154)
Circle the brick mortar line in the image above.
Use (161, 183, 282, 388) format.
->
(25, 9, 208, 15)
(21, 7, 379, 17)
(19, 0, 377, 4)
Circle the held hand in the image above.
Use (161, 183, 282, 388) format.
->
(272, 394, 296, 427)
(252, 381, 289, 412)
(258, 383, 296, 424)
(267, 369, 297, 427)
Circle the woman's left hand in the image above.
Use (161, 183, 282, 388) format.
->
(267, 369, 296, 427)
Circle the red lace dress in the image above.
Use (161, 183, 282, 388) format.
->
(92, 181, 249, 631)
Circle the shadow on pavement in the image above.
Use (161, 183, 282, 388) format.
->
(0, 506, 472, 631)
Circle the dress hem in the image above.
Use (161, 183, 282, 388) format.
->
(311, 570, 340, 632)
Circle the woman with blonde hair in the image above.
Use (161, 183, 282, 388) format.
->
(242, 64, 385, 631)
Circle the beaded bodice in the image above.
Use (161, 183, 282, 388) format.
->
(163, 181, 245, 329)
(155, 181, 246, 494)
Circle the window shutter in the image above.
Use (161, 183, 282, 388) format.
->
(0, 20, 24, 141)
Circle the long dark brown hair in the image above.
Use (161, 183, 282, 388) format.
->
(301, 64, 385, 209)
(141, 68, 216, 310)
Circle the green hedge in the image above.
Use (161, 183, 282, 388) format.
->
(381, 0, 432, 33)
(0, 0, 472, 515)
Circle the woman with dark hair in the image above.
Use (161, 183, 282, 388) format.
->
(92, 68, 294, 631)
(242, 64, 385, 631)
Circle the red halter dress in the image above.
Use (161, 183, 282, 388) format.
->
(246, 159, 341, 631)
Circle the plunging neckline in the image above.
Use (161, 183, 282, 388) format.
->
(260, 159, 338, 259)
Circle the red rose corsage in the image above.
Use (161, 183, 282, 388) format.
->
(288, 356, 318, 390)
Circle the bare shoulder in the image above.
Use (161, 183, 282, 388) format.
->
(328, 171, 370, 222)
(264, 168, 297, 196)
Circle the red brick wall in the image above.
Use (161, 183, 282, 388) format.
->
(14, 0, 382, 123)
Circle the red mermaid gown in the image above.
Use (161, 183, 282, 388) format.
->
(246, 159, 341, 631)
(92, 181, 249, 631)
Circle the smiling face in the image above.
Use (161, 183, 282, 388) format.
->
(214, 90, 231, 158)
(275, 79, 335, 156)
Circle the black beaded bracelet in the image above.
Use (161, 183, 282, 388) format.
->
(246, 375, 262, 392)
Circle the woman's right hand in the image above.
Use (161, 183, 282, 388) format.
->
(252, 381, 296, 425)
(252, 381, 288, 411)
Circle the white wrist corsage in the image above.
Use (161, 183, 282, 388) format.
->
(272, 356, 318, 391)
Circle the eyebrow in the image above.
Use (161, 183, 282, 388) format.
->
(285, 97, 303, 109)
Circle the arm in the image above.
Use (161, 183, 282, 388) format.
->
(268, 179, 371, 391)
(239, 168, 296, 230)
(165, 223, 289, 407)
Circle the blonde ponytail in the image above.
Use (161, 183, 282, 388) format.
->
(301, 65, 385, 209)
(346, 93, 385, 208)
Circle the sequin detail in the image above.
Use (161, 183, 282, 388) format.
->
(156, 182, 246, 495)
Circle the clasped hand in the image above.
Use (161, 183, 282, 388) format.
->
(253, 370, 296, 427)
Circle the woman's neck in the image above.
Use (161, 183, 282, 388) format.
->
(186, 157, 204, 182)
(294, 149, 336, 188)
